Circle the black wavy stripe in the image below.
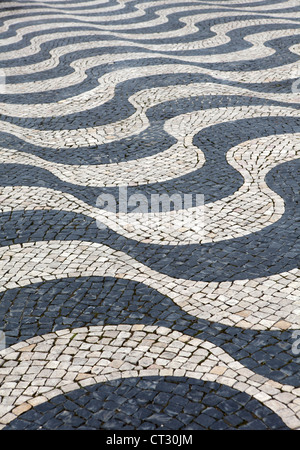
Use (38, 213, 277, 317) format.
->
(2, 91, 299, 131)
(0, 3, 237, 29)
(1, 22, 299, 73)
(1, 12, 298, 54)
(2, 66, 295, 109)
(0, 115, 298, 205)
(0, 0, 299, 430)
(0, 159, 298, 283)
(1, 0, 298, 34)
(201, 0, 287, 6)
(115, 159, 300, 282)
(0, 276, 299, 385)
(1, 0, 122, 14)
(3, 376, 290, 429)
(47, 0, 120, 7)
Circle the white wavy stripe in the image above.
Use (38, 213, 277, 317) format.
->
(0, 141, 204, 186)
(14, 0, 268, 8)
(1, 0, 298, 29)
(0, 136, 292, 245)
(0, 240, 299, 331)
(9, 0, 114, 5)
(0, 13, 295, 55)
(0, 15, 253, 51)
(0, 3, 148, 23)
(10, 0, 288, 7)
(1, 24, 297, 69)
(199, 0, 299, 10)
(0, 11, 220, 48)
(0, 3, 213, 33)
(34, 0, 185, 20)
(0, 0, 298, 431)
(199, 0, 286, 4)
(0, 100, 298, 149)
(2, 77, 299, 118)
(31, 0, 120, 8)
(1, 133, 294, 243)
(111, 132, 297, 243)
(0, 4, 298, 52)
(211, 0, 299, 10)
(0, 325, 300, 429)
(4, 46, 300, 92)
(0, 22, 274, 61)
(0, 131, 295, 243)
(0, 49, 290, 95)
(0, 100, 298, 245)
(0, 22, 113, 48)
(28, 0, 134, 13)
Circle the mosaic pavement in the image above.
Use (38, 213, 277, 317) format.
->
(0, 0, 299, 431)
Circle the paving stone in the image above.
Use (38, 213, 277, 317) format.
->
(0, 0, 299, 432)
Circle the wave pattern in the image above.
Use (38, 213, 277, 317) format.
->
(0, 0, 299, 431)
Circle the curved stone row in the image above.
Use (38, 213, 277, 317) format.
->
(0, 275, 299, 386)
(0, 325, 300, 429)
(0, 240, 299, 333)
(0, 134, 298, 244)
(0, 156, 298, 280)
(2, 376, 291, 430)
(0, 0, 299, 431)
(1, 18, 299, 63)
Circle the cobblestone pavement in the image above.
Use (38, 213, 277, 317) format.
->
(0, 0, 299, 431)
